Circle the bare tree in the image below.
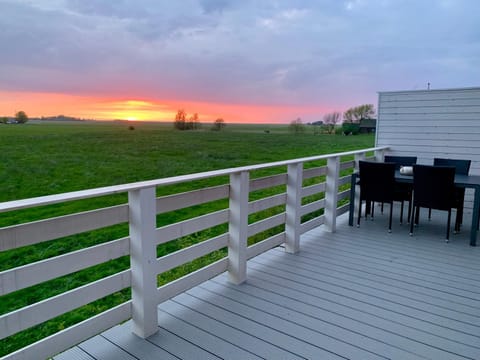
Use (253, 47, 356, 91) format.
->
(289, 118, 305, 134)
(323, 112, 341, 134)
(174, 109, 187, 130)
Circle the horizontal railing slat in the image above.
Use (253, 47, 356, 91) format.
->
(156, 209, 229, 245)
(302, 182, 325, 198)
(301, 199, 326, 216)
(247, 213, 286, 237)
(247, 232, 286, 259)
(301, 214, 325, 234)
(157, 259, 228, 304)
(0, 270, 131, 339)
(0, 204, 129, 252)
(248, 193, 286, 214)
(303, 166, 326, 179)
(156, 185, 230, 214)
(249, 173, 287, 192)
(338, 175, 351, 187)
(156, 234, 229, 274)
(338, 189, 350, 201)
(0, 237, 130, 295)
(340, 160, 355, 170)
(3, 302, 131, 360)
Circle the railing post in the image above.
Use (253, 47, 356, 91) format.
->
(325, 156, 340, 232)
(228, 171, 249, 284)
(375, 149, 385, 162)
(129, 186, 158, 338)
(285, 163, 303, 253)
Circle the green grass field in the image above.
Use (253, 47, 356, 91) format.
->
(0, 120, 374, 356)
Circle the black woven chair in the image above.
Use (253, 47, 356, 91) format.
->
(384, 155, 417, 224)
(410, 165, 456, 241)
(431, 158, 471, 232)
(358, 161, 396, 232)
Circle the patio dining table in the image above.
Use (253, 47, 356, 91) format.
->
(348, 171, 480, 246)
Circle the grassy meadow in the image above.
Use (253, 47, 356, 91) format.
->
(0, 120, 374, 356)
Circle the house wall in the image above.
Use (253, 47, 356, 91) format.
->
(376, 87, 480, 211)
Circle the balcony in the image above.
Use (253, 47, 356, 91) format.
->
(2, 146, 480, 359)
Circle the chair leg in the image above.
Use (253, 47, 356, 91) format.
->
(381, 202, 384, 214)
(409, 206, 415, 236)
(407, 199, 412, 223)
(388, 202, 393, 233)
(455, 210, 460, 233)
(446, 209, 452, 242)
(400, 200, 404, 224)
(371, 201, 375, 220)
(357, 200, 362, 227)
(415, 206, 420, 225)
(428, 208, 432, 221)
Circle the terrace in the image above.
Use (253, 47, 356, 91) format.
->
(2, 87, 480, 359)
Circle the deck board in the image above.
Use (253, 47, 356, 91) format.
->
(58, 208, 480, 360)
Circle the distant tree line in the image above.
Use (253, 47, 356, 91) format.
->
(290, 104, 375, 135)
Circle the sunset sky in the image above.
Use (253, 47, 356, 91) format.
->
(1, 0, 479, 123)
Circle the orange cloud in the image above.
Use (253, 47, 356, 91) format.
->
(0, 90, 332, 123)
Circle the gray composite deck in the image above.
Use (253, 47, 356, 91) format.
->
(55, 207, 480, 360)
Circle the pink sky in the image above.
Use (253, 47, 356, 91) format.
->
(0, 90, 332, 123)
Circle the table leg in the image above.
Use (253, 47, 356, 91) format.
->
(470, 186, 480, 246)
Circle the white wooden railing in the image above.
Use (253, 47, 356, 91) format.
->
(0, 146, 388, 359)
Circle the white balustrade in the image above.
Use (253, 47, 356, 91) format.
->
(0, 146, 388, 359)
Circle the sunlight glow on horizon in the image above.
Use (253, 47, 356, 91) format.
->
(0, 90, 334, 124)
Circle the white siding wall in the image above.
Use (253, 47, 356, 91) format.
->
(376, 87, 480, 210)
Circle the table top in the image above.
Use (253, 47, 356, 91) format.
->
(393, 171, 480, 188)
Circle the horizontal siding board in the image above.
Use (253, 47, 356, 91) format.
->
(380, 98, 480, 108)
(1, 271, 131, 339)
(156, 234, 228, 274)
(156, 209, 229, 245)
(379, 105, 480, 114)
(0, 204, 129, 252)
(156, 185, 230, 214)
(0, 237, 129, 295)
(380, 88, 480, 101)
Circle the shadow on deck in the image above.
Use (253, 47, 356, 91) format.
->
(56, 206, 480, 360)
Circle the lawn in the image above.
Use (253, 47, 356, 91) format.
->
(0, 120, 374, 356)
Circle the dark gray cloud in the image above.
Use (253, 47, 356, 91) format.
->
(1, 0, 479, 112)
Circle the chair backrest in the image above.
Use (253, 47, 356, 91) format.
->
(384, 155, 417, 170)
(433, 158, 471, 175)
(413, 164, 456, 210)
(359, 161, 396, 202)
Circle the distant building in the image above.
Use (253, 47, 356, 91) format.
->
(359, 118, 376, 133)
